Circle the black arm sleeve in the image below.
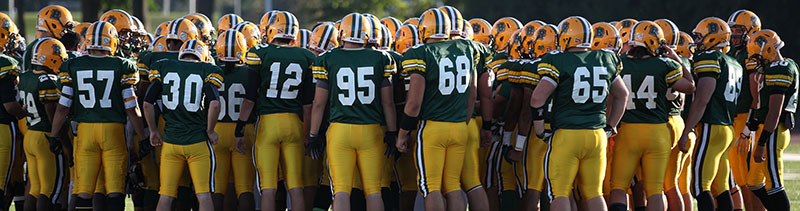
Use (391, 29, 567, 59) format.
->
(299, 80, 315, 105)
(244, 69, 261, 101)
(143, 81, 162, 104)
(203, 84, 220, 101)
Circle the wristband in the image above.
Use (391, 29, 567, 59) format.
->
(234, 120, 247, 138)
(531, 105, 545, 120)
(514, 134, 527, 151)
(502, 131, 513, 146)
(757, 130, 773, 146)
(400, 113, 419, 131)
(482, 120, 493, 130)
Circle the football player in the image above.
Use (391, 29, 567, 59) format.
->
(676, 17, 742, 211)
(614, 19, 638, 56)
(441, 6, 494, 211)
(495, 29, 526, 210)
(184, 13, 216, 47)
(674, 31, 696, 211)
(210, 30, 256, 211)
(18, 38, 68, 210)
(392, 23, 421, 211)
(25, 5, 75, 72)
(48, 21, 147, 210)
(395, 8, 481, 210)
(530, 16, 629, 211)
(607, 21, 695, 211)
(0, 21, 23, 210)
(236, 11, 314, 211)
(100, 9, 142, 59)
(727, 9, 764, 211)
(307, 12, 397, 211)
(142, 39, 222, 211)
(0, 13, 24, 61)
(516, 23, 559, 211)
(745, 29, 794, 211)
(217, 14, 244, 35)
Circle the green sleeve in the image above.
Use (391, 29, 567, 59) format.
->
(663, 58, 683, 87)
(763, 64, 793, 95)
(38, 74, 60, 103)
(401, 47, 426, 77)
(121, 59, 140, 89)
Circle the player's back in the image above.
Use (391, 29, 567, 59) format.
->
(402, 39, 479, 122)
(0, 54, 19, 123)
(150, 59, 222, 144)
(246, 44, 316, 115)
(59, 55, 139, 123)
(620, 56, 683, 123)
(18, 70, 59, 132)
(538, 50, 621, 129)
(138, 51, 179, 77)
(315, 47, 395, 124)
(216, 64, 250, 123)
(693, 50, 742, 125)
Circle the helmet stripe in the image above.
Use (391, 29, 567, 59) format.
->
(227, 30, 234, 59)
(353, 14, 361, 40)
(433, 10, 442, 35)
(284, 13, 292, 35)
(94, 22, 106, 47)
(630, 22, 641, 43)
(32, 38, 43, 63)
(411, 25, 420, 45)
(728, 10, 742, 25)
(319, 25, 332, 49)
(580, 17, 591, 45)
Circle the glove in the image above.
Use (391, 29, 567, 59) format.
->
(138, 138, 154, 158)
(491, 121, 505, 142)
(306, 134, 326, 160)
(745, 109, 760, 132)
(384, 131, 399, 159)
(536, 129, 554, 142)
(603, 125, 616, 138)
(501, 144, 514, 164)
(46, 135, 63, 155)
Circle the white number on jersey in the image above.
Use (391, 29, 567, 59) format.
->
(218, 83, 245, 120)
(76, 70, 114, 108)
(18, 91, 41, 125)
(337, 67, 375, 106)
(622, 75, 657, 110)
(162, 72, 203, 112)
(572, 66, 608, 104)
(266, 62, 302, 99)
(438, 55, 471, 95)
(723, 65, 742, 103)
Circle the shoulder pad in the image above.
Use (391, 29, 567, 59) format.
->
(657, 57, 672, 62)
(411, 43, 425, 49)
(530, 58, 542, 64)
(599, 49, 616, 54)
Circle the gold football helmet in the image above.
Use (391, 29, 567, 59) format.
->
(179, 39, 209, 62)
(508, 30, 523, 58)
(654, 19, 679, 48)
(154, 21, 171, 37)
(150, 35, 169, 52)
(381, 17, 402, 39)
(629, 21, 666, 55)
(340, 13, 370, 44)
(615, 18, 638, 45)
(167, 18, 199, 43)
(419, 8, 451, 42)
(591, 22, 621, 52)
(184, 13, 215, 44)
(37, 5, 75, 38)
(378, 25, 393, 51)
(265, 11, 300, 43)
(395, 24, 421, 54)
(364, 14, 383, 45)
(309, 22, 339, 53)
(403, 17, 420, 27)
(747, 29, 783, 64)
(217, 14, 244, 34)
(292, 29, 311, 48)
(0, 13, 20, 51)
(439, 6, 465, 36)
(462, 20, 474, 40)
(675, 31, 694, 58)
(100, 10, 138, 34)
(728, 9, 761, 47)
(216, 30, 248, 63)
(557, 16, 593, 50)
(469, 18, 492, 47)
(31, 38, 68, 72)
(491, 17, 522, 51)
(84, 21, 119, 54)
(525, 24, 558, 58)
(692, 17, 730, 52)
(234, 21, 261, 49)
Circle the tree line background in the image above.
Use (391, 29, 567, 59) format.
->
(2, 0, 799, 61)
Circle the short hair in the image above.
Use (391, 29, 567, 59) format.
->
(60, 31, 83, 51)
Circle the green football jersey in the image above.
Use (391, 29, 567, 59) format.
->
(730, 47, 754, 114)
(137, 51, 179, 82)
(215, 64, 253, 123)
(518, 57, 555, 121)
(489, 51, 507, 81)
(0, 54, 20, 122)
(537, 50, 621, 129)
(58, 55, 140, 123)
(401, 39, 481, 122)
(149, 59, 223, 145)
(18, 70, 59, 132)
(692, 50, 742, 125)
(245, 44, 316, 115)
(755, 59, 799, 123)
(465, 39, 492, 118)
(494, 56, 514, 83)
(313, 47, 396, 124)
(620, 56, 683, 123)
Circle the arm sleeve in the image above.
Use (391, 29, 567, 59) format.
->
(401, 48, 426, 77)
(144, 81, 162, 103)
(693, 53, 721, 79)
(137, 53, 150, 82)
(763, 66, 794, 95)
(38, 74, 60, 103)
(244, 67, 261, 101)
(517, 62, 541, 89)
(58, 62, 74, 107)
(203, 83, 220, 101)
(299, 55, 316, 106)
(537, 56, 560, 86)
(664, 59, 683, 87)
(121, 60, 141, 109)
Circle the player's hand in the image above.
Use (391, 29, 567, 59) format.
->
(384, 131, 400, 159)
(129, 150, 140, 163)
(46, 135, 63, 155)
(507, 149, 522, 163)
(207, 131, 219, 145)
(678, 131, 690, 153)
(306, 134, 326, 159)
(149, 131, 163, 147)
(235, 137, 247, 155)
(603, 125, 616, 138)
(397, 130, 410, 153)
(480, 129, 492, 147)
(661, 44, 680, 61)
(536, 129, 553, 142)
(500, 144, 517, 163)
(753, 145, 766, 163)
(138, 137, 154, 158)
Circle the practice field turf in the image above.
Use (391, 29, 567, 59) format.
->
(8, 143, 800, 210)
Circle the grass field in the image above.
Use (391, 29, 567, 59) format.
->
(7, 145, 800, 210)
